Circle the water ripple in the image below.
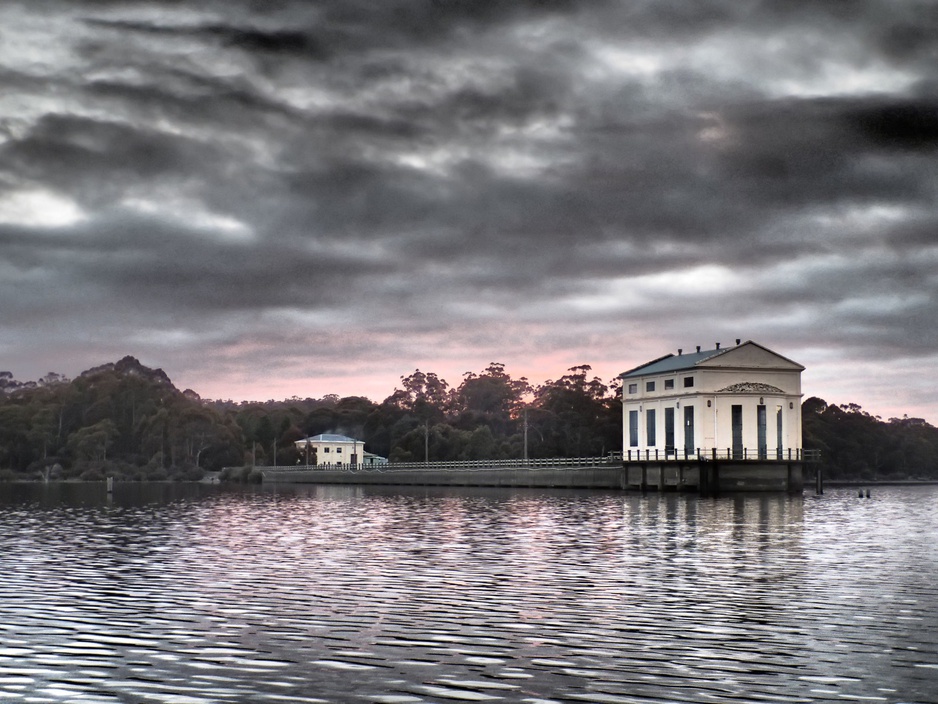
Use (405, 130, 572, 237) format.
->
(1, 484, 937, 702)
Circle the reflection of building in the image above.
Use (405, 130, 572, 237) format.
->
(294, 434, 365, 466)
(620, 340, 803, 459)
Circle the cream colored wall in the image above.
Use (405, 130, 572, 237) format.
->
(303, 440, 365, 465)
(708, 394, 801, 455)
(623, 395, 710, 455)
(696, 369, 801, 395)
(621, 352, 803, 457)
(623, 369, 800, 399)
(623, 391, 801, 458)
(622, 372, 697, 401)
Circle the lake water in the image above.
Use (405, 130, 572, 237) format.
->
(1, 483, 937, 704)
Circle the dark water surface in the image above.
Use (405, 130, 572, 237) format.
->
(1, 483, 936, 704)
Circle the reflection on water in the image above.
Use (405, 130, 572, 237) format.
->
(1, 483, 937, 703)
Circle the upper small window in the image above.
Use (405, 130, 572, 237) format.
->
(664, 379, 674, 390)
(683, 377, 694, 388)
(336, 447, 343, 453)
(646, 381, 655, 392)
(323, 447, 331, 453)
(628, 383, 638, 394)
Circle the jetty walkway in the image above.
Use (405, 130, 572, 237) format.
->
(260, 450, 819, 494)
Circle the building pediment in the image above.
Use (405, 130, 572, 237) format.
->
(697, 341, 804, 371)
(716, 382, 785, 394)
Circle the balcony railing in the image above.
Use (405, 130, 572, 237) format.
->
(622, 448, 820, 462)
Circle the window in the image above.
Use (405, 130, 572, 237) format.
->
(629, 410, 639, 447)
(628, 383, 638, 394)
(323, 447, 331, 453)
(683, 377, 694, 388)
(336, 447, 342, 453)
(646, 409, 656, 446)
(664, 379, 674, 390)
(646, 381, 656, 392)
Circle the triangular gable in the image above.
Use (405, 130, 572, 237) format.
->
(696, 340, 804, 371)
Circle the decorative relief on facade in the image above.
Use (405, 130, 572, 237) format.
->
(716, 382, 785, 394)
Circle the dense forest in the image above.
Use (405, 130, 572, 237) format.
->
(0, 357, 619, 481)
(802, 397, 938, 481)
(1, 357, 936, 482)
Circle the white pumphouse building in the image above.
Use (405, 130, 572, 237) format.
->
(620, 340, 804, 460)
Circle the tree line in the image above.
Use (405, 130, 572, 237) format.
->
(802, 397, 938, 481)
(1, 357, 936, 482)
(0, 357, 620, 481)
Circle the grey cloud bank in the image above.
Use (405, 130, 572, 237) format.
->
(1, 0, 937, 421)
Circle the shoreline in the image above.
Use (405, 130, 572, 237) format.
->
(822, 479, 938, 487)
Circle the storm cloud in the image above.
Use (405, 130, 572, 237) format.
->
(1, 0, 936, 420)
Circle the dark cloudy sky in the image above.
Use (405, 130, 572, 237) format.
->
(2, 0, 937, 420)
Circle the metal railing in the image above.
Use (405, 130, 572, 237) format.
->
(261, 448, 821, 474)
(266, 456, 621, 473)
(622, 447, 820, 462)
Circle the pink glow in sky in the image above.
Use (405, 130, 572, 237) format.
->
(1, 2, 937, 425)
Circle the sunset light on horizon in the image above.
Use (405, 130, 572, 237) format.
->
(2, 1, 937, 425)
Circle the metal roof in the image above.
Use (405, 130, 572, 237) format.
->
(620, 347, 726, 378)
(303, 434, 362, 443)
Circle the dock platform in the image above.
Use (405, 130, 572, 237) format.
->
(259, 452, 816, 494)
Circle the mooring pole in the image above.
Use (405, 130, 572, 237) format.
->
(523, 408, 528, 465)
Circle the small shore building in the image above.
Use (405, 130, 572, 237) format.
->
(295, 433, 366, 466)
(363, 451, 389, 466)
(620, 340, 804, 460)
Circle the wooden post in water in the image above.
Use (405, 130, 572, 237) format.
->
(815, 465, 823, 495)
(106, 476, 114, 495)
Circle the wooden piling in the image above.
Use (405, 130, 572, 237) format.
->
(699, 463, 710, 496)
